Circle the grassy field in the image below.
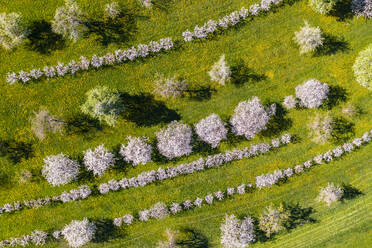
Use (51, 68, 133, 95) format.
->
(0, 0, 371, 247)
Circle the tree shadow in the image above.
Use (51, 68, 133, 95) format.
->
(0, 171, 11, 188)
(84, 8, 137, 46)
(26, 20, 65, 54)
(261, 103, 292, 138)
(283, 203, 316, 230)
(330, 116, 354, 144)
(177, 228, 209, 248)
(92, 219, 122, 243)
(231, 62, 266, 87)
(0, 140, 34, 164)
(225, 123, 247, 146)
(314, 34, 349, 56)
(331, 0, 353, 21)
(341, 183, 363, 200)
(192, 133, 220, 156)
(65, 114, 102, 138)
(323, 85, 348, 109)
(184, 86, 216, 101)
(253, 218, 270, 243)
(121, 93, 180, 127)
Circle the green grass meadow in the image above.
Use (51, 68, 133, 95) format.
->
(0, 0, 371, 247)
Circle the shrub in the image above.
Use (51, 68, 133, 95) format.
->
(353, 44, 372, 90)
(295, 79, 329, 108)
(317, 183, 343, 206)
(83, 144, 115, 177)
(0, 12, 27, 50)
(156, 121, 193, 159)
(230, 96, 271, 140)
(30, 109, 64, 140)
(195, 113, 228, 148)
(139, 0, 153, 8)
(123, 214, 134, 225)
(309, 114, 333, 143)
(120, 136, 152, 166)
(258, 204, 290, 237)
(352, 0, 372, 18)
(42, 154, 80, 186)
(157, 229, 179, 248)
(220, 214, 255, 248)
(209, 55, 232, 85)
(149, 202, 169, 220)
(105, 2, 120, 19)
(62, 218, 96, 247)
(52, 0, 85, 42)
(293, 21, 324, 54)
(309, 0, 338, 14)
(81, 86, 124, 126)
(283, 95, 297, 110)
(154, 75, 187, 98)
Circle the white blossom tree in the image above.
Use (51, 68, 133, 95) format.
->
(120, 136, 153, 166)
(195, 113, 228, 148)
(293, 21, 324, 54)
(0, 12, 27, 50)
(352, 0, 372, 18)
(42, 154, 80, 186)
(83, 144, 115, 177)
(62, 218, 96, 247)
(295, 79, 329, 108)
(156, 121, 193, 159)
(220, 214, 255, 248)
(317, 183, 343, 206)
(209, 54, 231, 85)
(230, 97, 272, 140)
(52, 0, 85, 42)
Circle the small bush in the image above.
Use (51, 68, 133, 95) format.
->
(317, 183, 343, 206)
(293, 21, 324, 54)
(30, 109, 64, 140)
(295, 79, 329, 108)
(0, 12, 27, 50)
(105, 2, 121, 19)
(81, 86, 124, 126)
(258, 204, 290, 238)
(139, 0, 153, 8)
(62, 218, 96, 247)
(157, 229, 179, 248)
(209, 54, 231, 85)
(309, 113, 333, 143)
(42, 154, 80, 186)
(309, 0, 338, 14)
(154, 75, 187, 98)
(353, 44, 372, 90)
(52, 0, 85, 42)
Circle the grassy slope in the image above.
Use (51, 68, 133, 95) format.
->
(0, 0, 371, 247)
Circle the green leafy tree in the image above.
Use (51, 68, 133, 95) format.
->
(81, 86, 124, 126)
